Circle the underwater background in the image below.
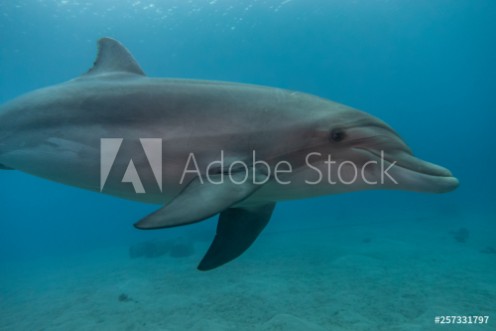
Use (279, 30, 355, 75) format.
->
(0, 1, 494, 330)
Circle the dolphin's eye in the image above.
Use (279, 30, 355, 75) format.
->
(330, 129, 346, 142)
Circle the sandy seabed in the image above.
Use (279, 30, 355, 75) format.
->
(1, 212, 494, 331)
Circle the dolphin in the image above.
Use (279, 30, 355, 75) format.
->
(0, 38, 458, 270)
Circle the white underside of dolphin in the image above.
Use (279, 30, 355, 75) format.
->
(0, 38, 458, 270)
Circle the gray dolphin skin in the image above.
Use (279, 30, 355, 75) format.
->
(0, 38, 458, 270)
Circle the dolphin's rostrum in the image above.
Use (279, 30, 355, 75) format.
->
(0, 38, 458, 270)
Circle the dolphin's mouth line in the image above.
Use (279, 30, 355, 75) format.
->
(354, 147, 454, 178)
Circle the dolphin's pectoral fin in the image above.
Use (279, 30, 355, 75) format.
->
(0, 163, 14, 170)
(83, 37, 145, 77)
(198, 202, 276, 271)
(134, 169, 268, 230)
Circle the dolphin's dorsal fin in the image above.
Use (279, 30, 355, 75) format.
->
(84, 37, 145, 77)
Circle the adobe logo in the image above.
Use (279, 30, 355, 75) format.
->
(100, 138, 162, 193)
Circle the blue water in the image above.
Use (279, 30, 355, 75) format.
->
(0, 1, 495, 330)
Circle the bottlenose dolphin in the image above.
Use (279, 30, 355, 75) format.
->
(0, 38, 458, 270)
